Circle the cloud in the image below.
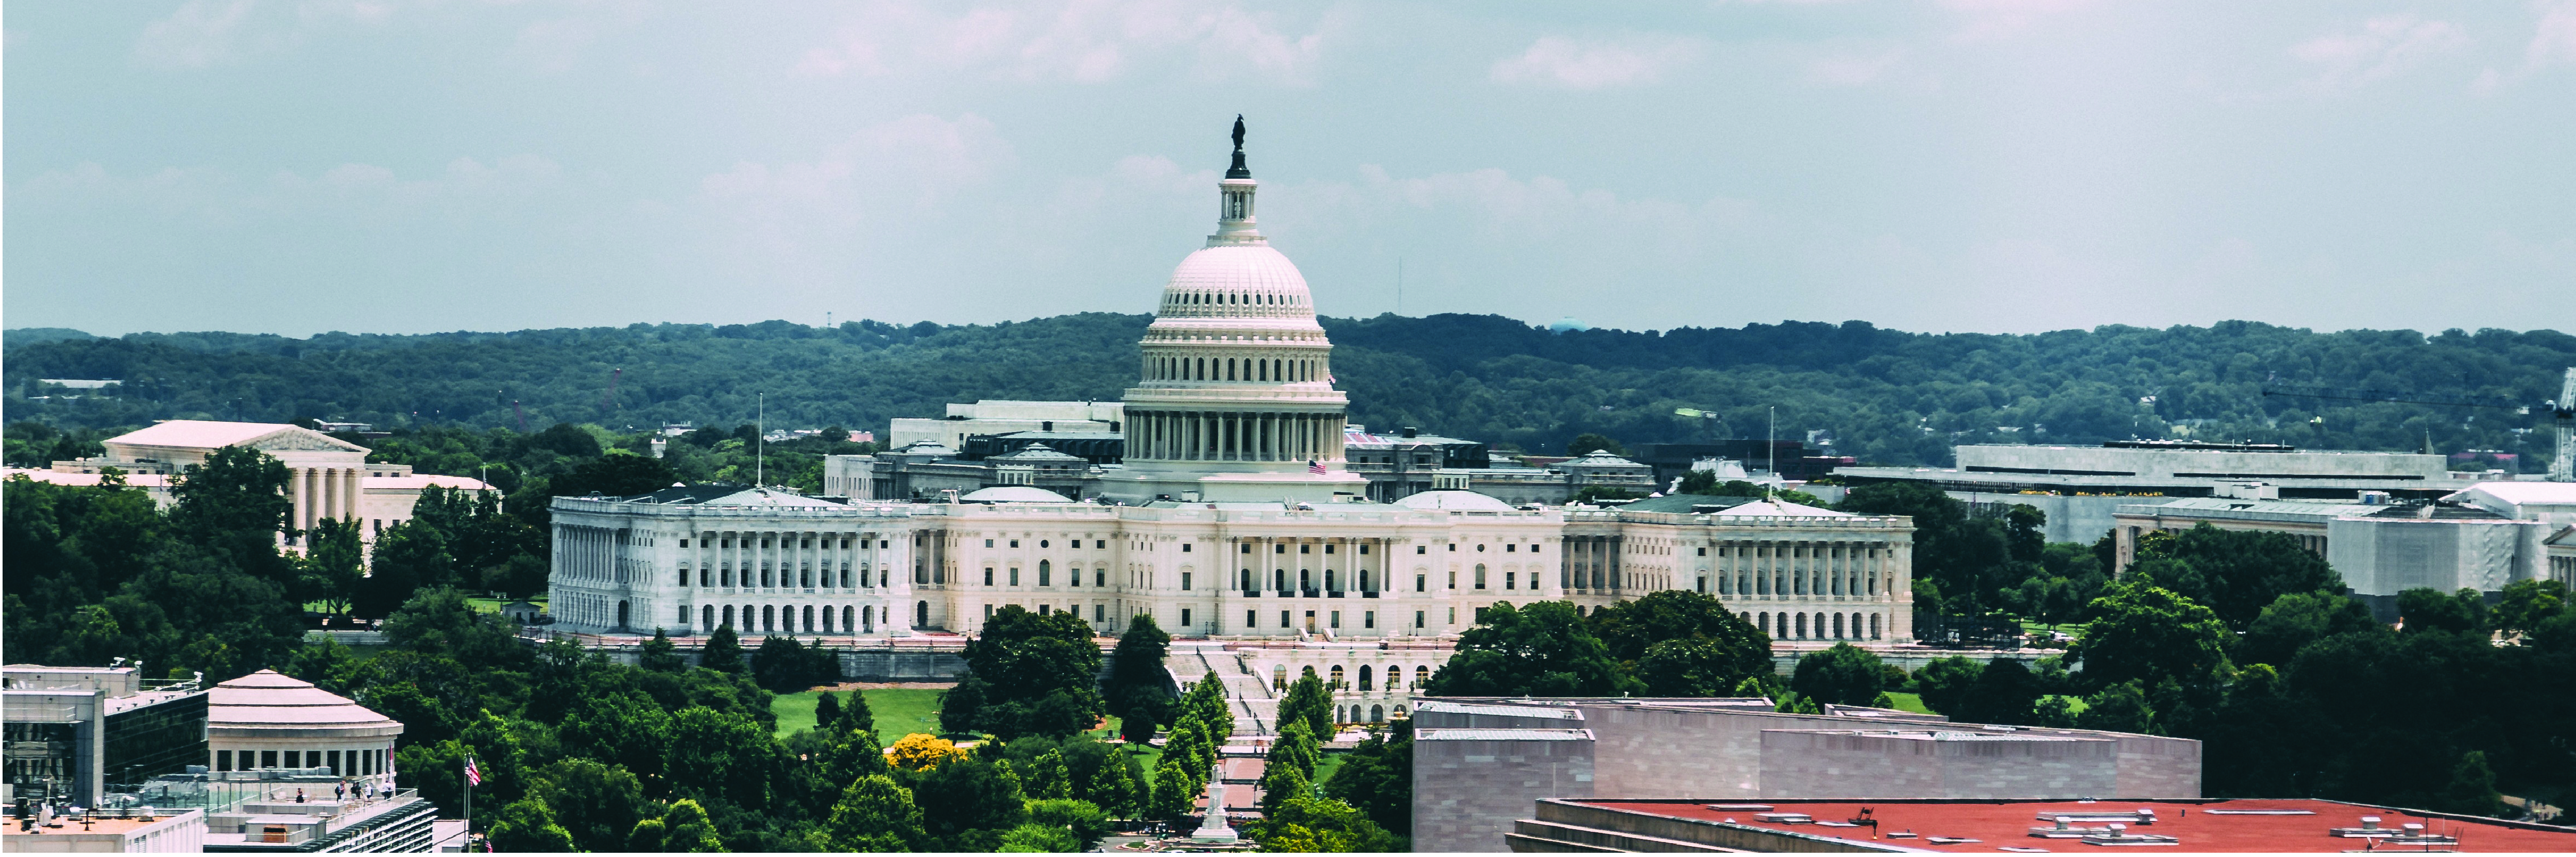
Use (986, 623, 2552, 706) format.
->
(1804, 49, 1906, 87)
(133, 0, 257, 68)
(2291, 14, 2470, 91)
(794, 0, 1330, 84)
(1489, 35, 1700, 90)
(1938, 0, 2091, 43)
(2475, 0, 2576, 92)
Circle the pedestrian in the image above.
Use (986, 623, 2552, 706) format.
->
(295, 789, 306, 804)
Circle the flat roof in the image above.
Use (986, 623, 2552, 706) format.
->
(1418, 728, 1592, 741)
(1562, 798, 2576, 853)
(1412, 700, 1585, 721)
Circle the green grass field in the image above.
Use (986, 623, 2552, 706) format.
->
(772, 688, 949, 744)
(1881, 692, 1933, 714)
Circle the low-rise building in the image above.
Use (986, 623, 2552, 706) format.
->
(1505, 797, 2576, 853)
(1, 420, 490, 553)
(886, 400, 1124, 451)
(2111, 488, 2561, 617)
(2, 665, 209, 807)
(206, 671, 400, 792)
(1409, 696, 2201, 852)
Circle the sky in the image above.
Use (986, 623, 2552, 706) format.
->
(5, 1, 2572, 338)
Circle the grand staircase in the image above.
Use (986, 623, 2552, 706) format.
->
(1167, 644, 1277, 739)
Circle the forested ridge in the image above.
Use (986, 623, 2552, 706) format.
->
(8, 314, 2572, 468)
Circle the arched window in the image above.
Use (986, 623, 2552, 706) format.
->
(1275, 569, 1288, 592)
(1360, 570, 1373, 592)
(1039, 560, 1052, 587)
(915, 601, 929, 627)
(1832, 613, 1844, 639)
(1300, 569, 1312, 592)
(1371, 705, 1385, 723)
(617, 601, 629, 628)
(1272, 665, 1288, 692)
(823, 607, 834, 633)
(1870, 613, 1881, 639)
(1241, 569, 1254, 592)
(1758, 612, 1768, 635)
(761, 605, 775, 632)
(844, 605, 854, 633)
(1330, 665, 1346, 689)
(1474, 564, 1488, 589)
(1325, 569, 1337, 592)
(723, 605, 735, 629)
(864, 605, 875, 633)
(805, 605, 817, 632)
(1302, 665, 1318, 681)
(1795, 613, 1806, 639)
(1414, 665, 1431, 688)
(1359, 665, 1373, 691)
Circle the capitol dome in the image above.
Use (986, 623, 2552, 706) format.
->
(1393, 490, 1516, 512)
(958, 485, 1071, 503)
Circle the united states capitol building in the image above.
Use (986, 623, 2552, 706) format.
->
(547, 129, 1918, 669)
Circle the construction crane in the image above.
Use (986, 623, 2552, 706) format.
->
(2261, 367, 2576, 482)
(599, 367, 624, 413)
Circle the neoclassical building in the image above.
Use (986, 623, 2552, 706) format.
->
(548, 126, 1917, 657)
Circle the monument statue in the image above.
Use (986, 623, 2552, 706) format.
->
(1192, 780, 1239, 843)
(1226, 115, 1251, 179)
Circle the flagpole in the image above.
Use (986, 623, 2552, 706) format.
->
(463, 756, 472, 844)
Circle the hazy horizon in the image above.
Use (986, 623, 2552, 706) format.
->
(7, 2, 2572, 338)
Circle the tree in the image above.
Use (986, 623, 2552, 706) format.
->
(640, 630, 686, 673)
(1023, 749, 1073, 800)
(960, 606, 1106, 739)
(301, 518, 366, 615)
(1084, 752, 1146, 818)
(2492, 578, 2567, 639)
(2128, 523, 2343, 631)
(549, 452, 679, 499)
(2435, 750, 2503, 817)
(1256, 797, 1406, 853)
(1912, 656, 1984, 717)
(1955, 658, 2043, 725)
(1147, 759, 1197, 821)
(1423, 601, 1643, 697)
(525, 759, 647, 853)
(1258, 763, 1311, 818)
(2069, 583, 2231, 690)
(1588, 590, 1772, 693)
(700, 624, 745, 673)
(1321, 721, 1412, 835)
(1566, 433, 1624, 456)
(903, 756, 1028, 842)
(942, 673, 991, 734)
(168, 446, 295, 565)
(1105, 614, 1174, 741)
(1275, 674, 1334, 740)
(2075, 681, 2155, 734)
(1789, 643, 1888, 707)
(888, 734, 966, 772)
(2239, 590, 2383, 667)
(837, 689, 878, 738)
(1266, 721, 1320, 784)
(996, 821, 1079, 853)
(360, 522, 452, 617)
(487, 797, 576, 852)
(2398, 587, 2488, 635)
(1025, 798, 1113, 850)
(826, 774, 925, 851)
(381, 587, 525, 668)
(751, 635, 836, 692)
(652, 799, 727, 851)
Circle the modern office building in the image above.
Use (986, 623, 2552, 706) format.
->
(2, 665, 209, 807)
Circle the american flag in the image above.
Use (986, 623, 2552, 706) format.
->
(464, 756, 482, 786)
(1307, 459, 1325, 475)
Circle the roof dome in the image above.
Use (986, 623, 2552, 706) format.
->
(209, 669, 403, 738)
(1394, 490, 1516, 512)
(1155, 245, 1316, 322)
(958, 485, 1072, 503)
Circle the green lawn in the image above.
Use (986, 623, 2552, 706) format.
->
(772, 688, 949, 744)
(1881, 692, 1934, 714)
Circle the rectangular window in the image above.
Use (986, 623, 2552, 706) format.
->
(1447, 607, 1456, 625)
(262, 750, 278, 768)
(1181, 572, 1192, 591)
(1447, 544, 1456, 552)
(1448, 571, 1457, 589)
(1039, 565, 1051, 586)
(1417, 575, 1427, 592)
(1096, 604, 1106, 622)
(218, 751, 232, 772)
(985, 539, 994, 547)
(1248, 609, 1258, 629)
(329, 750, 342, 775)
(1330, 611, 1341, 628)
(984, 605, 994, 619)
(1414, 610, 1425, 628)
(1182, 543, 1192, 553)
(1364, 611, 1375, 629)
(1010, 568, 1021, 585)
(1415, 545, 1426, 555)
(1096, 540, 1107, 549)
(1697, 546, 1707, 556)
(1300, 544, 1311, 554)
(1096, 570, 1106, 587)
(1507, 544, 1516, 552)
(1181, 608, 1193, 627)
(1280, 610, 1292, 628)
(679, 539, 689, 549)
(1324, 544, 1335, 554)
(1011, 539, 1020, 548)
(1241, 544, 1253, 554)
(1507, 571, 1517, 590)
(984, 568, 995, 586)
